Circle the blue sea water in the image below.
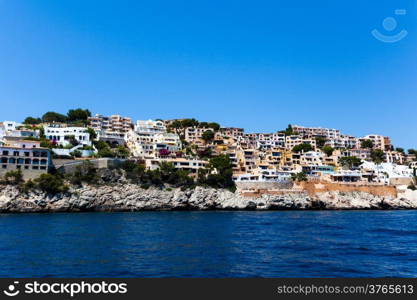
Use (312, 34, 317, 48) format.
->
(0, 211, 417, 278)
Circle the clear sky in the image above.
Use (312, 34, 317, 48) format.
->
(0, 0, 416, 148)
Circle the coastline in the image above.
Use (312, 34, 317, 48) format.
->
(2, 184, 417, 213)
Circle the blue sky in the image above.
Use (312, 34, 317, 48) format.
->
(0, 0, 416, 148)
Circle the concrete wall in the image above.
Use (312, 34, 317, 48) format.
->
(57, 158, 126, 174)
(0, 167, 48, 180)
(298, 181, 397, 198)
(236, 181, 293, 191)
(390, 177, 413, 186)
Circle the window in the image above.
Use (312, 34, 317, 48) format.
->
(32, 166, 39, 170)
(2, 165, 6, 169)
(2, 151, 9, 156)
(24, 152, 30, 157)
(13, 151, 19, 156)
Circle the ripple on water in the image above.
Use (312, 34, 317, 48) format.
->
(0, 211, 416, 277)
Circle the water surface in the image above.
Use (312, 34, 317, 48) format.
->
(0, 211, 416, 277)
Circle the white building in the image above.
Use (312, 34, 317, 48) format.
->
(234, 168, 292, 182)
(361, 161, 413, 184)
(300, 151, 324, 166)
(2, 121, 20, 132)
(255, 133, 286, 150)
(153, 133, 182, 153)
(145, 158, 208, 174)
(134, 120, 166, 134)
(126, 124, 181, 158)
(291, 125, 341, 140)
(44, 125, 91, 147)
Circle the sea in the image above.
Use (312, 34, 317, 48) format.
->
(0, 211, 416, 278)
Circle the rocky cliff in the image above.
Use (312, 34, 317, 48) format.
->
(1, 184, 417, 212)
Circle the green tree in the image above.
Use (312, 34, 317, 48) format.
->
(86, 127, 97, 140)
(207, 122, 220, 131)
(4, 170, 23, 185)
(315, 137, 326, 148)
(121, 161, 146, 182)
(202, 130, 215, 143)
(408, 149, 417, 155)
(197, 147, 212, 160)
(292, 143, 313, 153)
(115, 145, 130, 158)
(42, 111, 68, 123)
(97, 147, 115, 158)
(23, 117, 42, 125)
(34, 174, 69, 194)
(361, 139, 374, 149)
(322, 146, 334, 156)
(67, 108, 91, 122)
(67, 160, 98, 185)
(396, 147, 405, 154)
(201, 154, 235, 190)
(70, 150, 82, 158)
(181, 118, 199, 128)
(339, 156, 362, 169)
(284, 124, 294, 136)
(67, 135, 79, 147)
(291, 172, 308, 182)
(371, 149, 385, 165)
(93, 140, 109, 151)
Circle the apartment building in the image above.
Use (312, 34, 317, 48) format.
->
(263, 148, 286, 169)
(153, 133, 182, 153)
(341, 149, 371, 160)
(340, 135, 359, 149)
(126, 124, 181, 158)
(135, 120, 166, 134)
(291, 125, 341, 139)
(384, 151, 406, 165)
(0, 139, 52, 179)
(220, 127, 244, 139)
(184, 127, 214, 145)
(125, 130, 155, 157)
(255, 133, 286, 150)
(235, 149, 259, 173)
(145, 157, 208, 175)
(285, 135, 317, 150)
(300, 151, 325, 166)
(2, 121, 19, 132)
(360, 135, 392, 151)
(44, 124, 91, 147)
(88, 114, 132, 134)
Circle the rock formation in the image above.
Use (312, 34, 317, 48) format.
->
(1, 184, 417, 212)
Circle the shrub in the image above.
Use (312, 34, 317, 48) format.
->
(18, 179, 35, 194)
(70, 150, 82, 158)
(198, 155, 235, 190)
(292, 143, 313, 153)
(291, 172, 308, 182)
(67, 161, 98, 185)
(408, 184, 417, 191)
(140, 183, 150, 190)
(122, 161, 146, 182)
(34, 174, 69, 194)
(4, 170, 23, 185)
